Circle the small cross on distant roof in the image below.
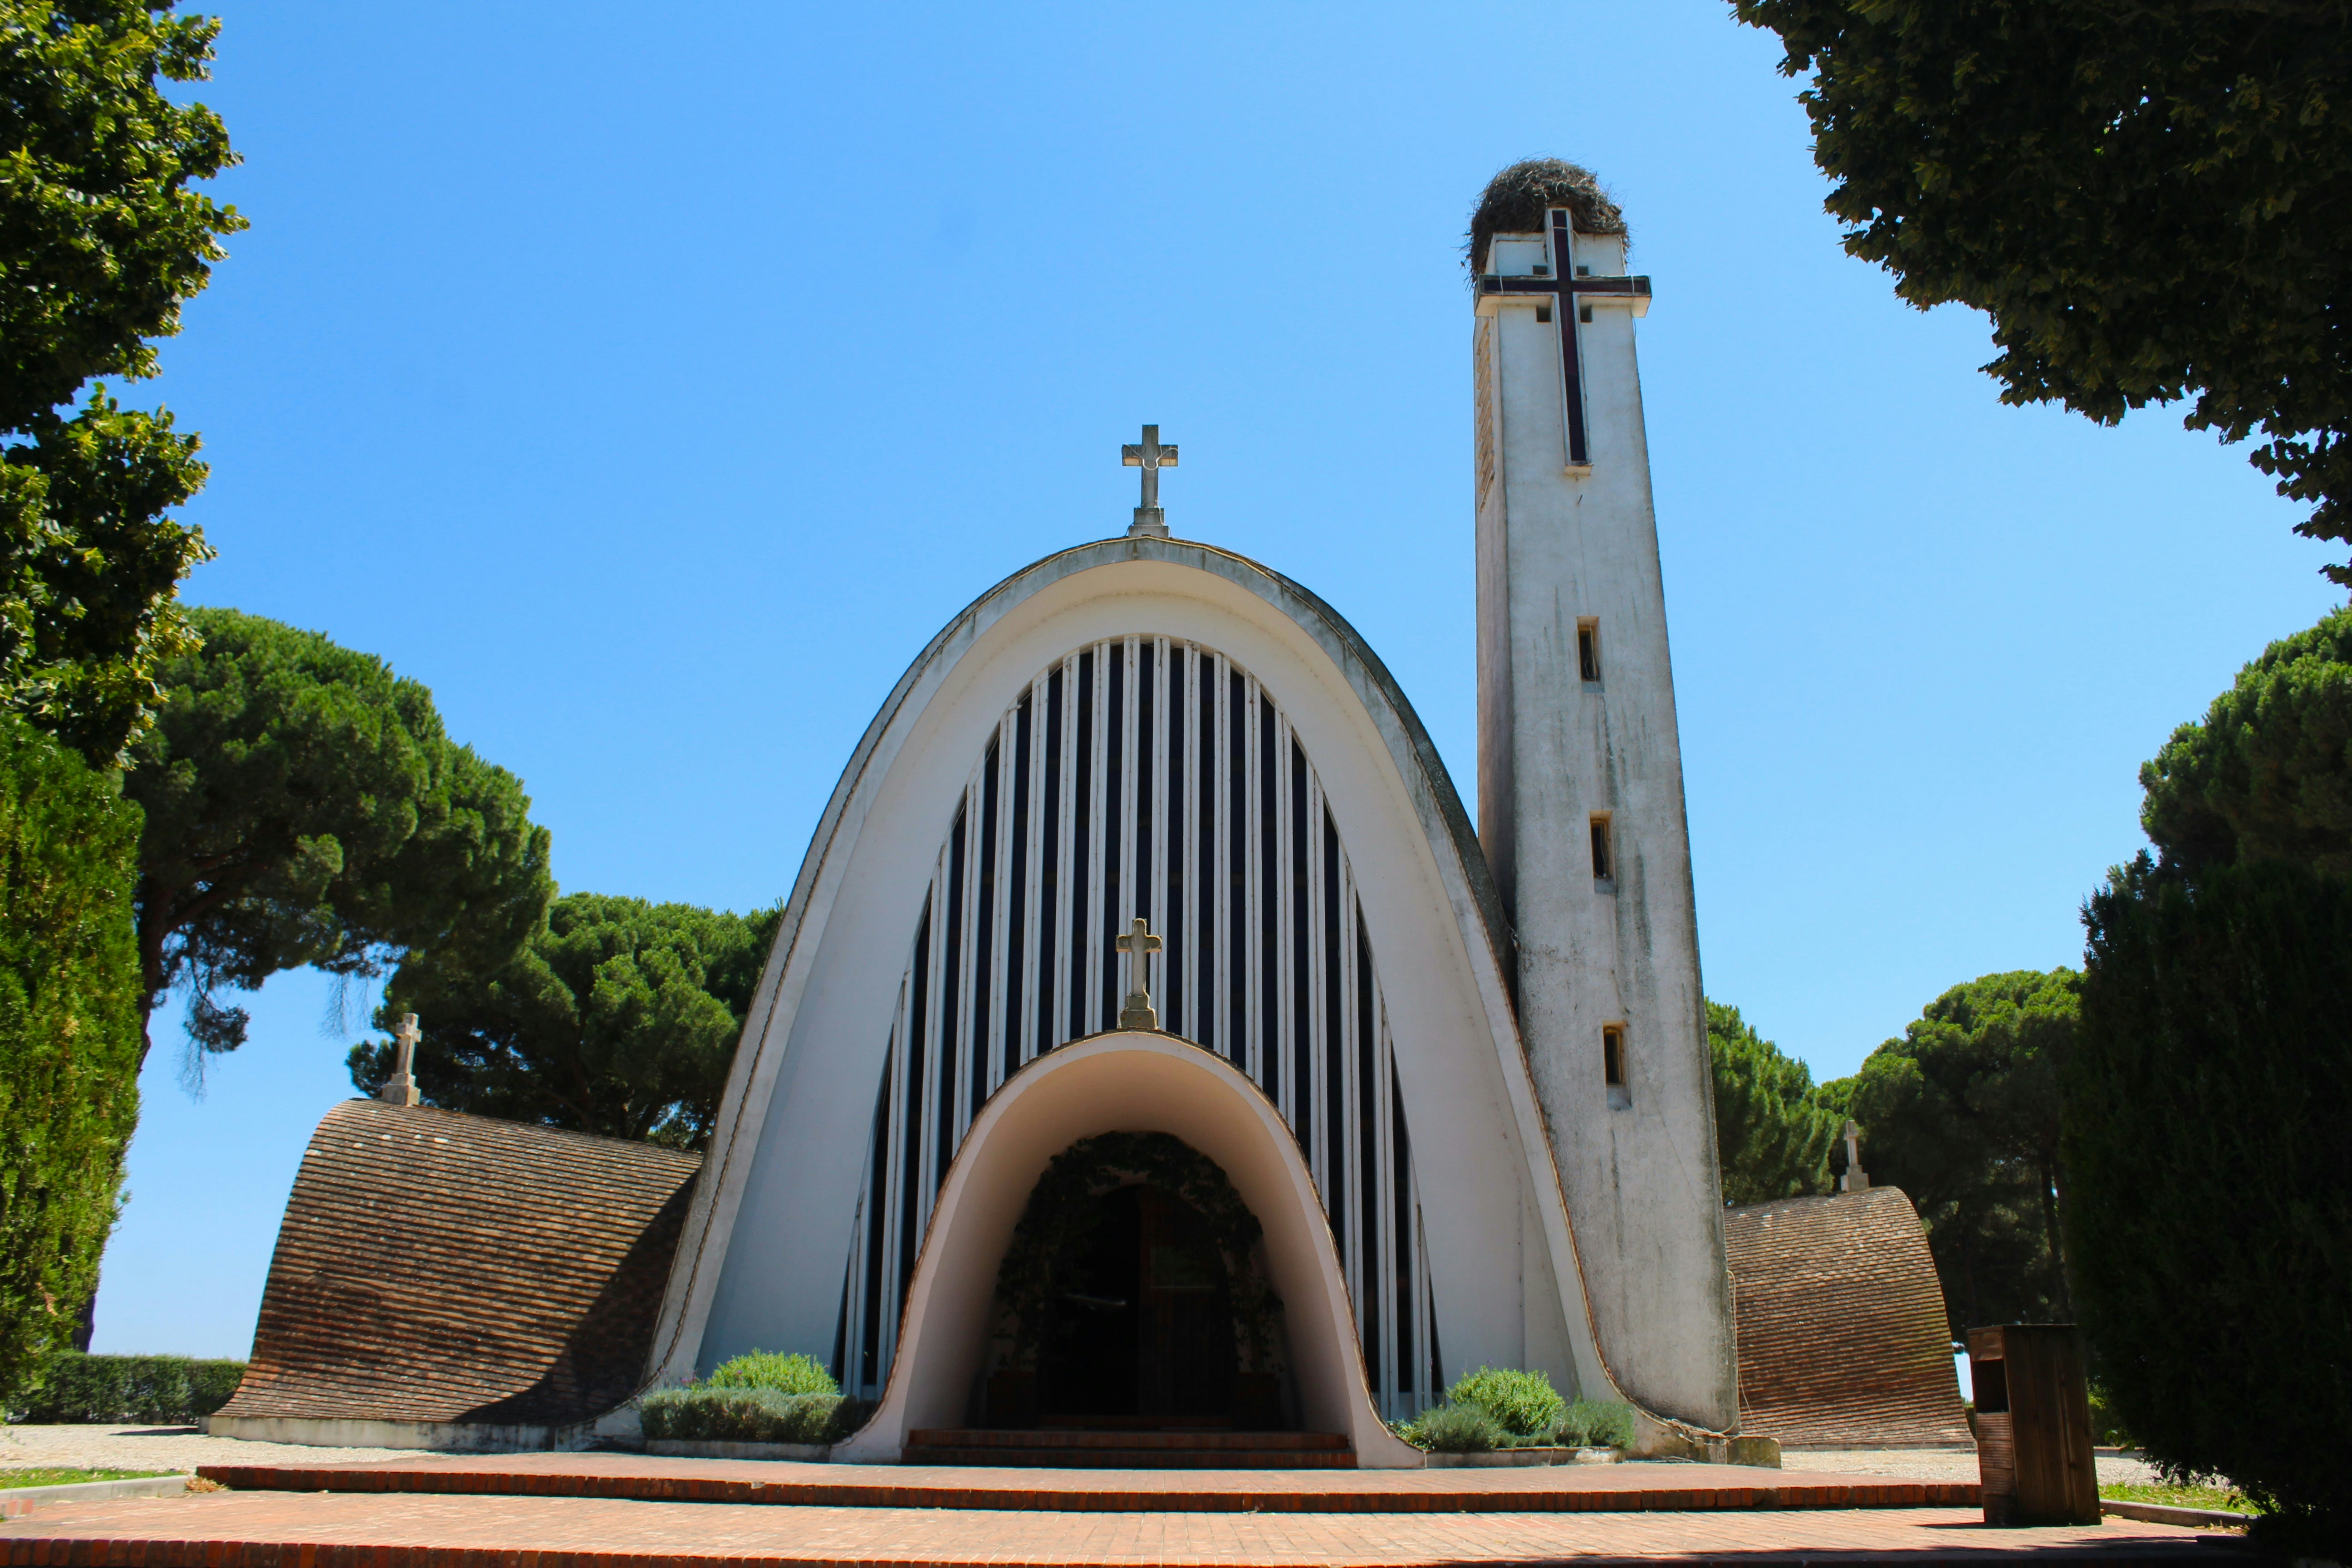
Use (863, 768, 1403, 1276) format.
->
(1122, 425, 1177, 539)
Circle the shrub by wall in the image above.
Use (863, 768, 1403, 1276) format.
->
(637, 1387, 867, 1446)
(0, 718, 145, 1409)
(1446, 1367, 1564, 1444)
(8, 1352, 246, 1423)
(2073, 857, 2352, 1553)
(703, 1350, 837, 1396)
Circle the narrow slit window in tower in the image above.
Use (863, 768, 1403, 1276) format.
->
(1589, 813, 1613, 882)
(1577, 620, 1601, 682)
(1602, 1024, 1629, 1109)
(1535, 302, 1552, 324)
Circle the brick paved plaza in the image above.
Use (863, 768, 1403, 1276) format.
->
(0, 1453, 2250, 1567)
(0, 1488, 2244, 1567)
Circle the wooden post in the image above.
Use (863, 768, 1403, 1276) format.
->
(1967, 1324, 2099, 1525)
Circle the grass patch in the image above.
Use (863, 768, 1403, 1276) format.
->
(2102, 1482, 2250, 1514)
(0, 1468, 179, 1490)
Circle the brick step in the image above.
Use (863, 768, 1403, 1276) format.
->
(901, 1443, 1358, 1470)
(910, 1427, 1348, 1451)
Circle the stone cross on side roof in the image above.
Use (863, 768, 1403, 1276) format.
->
(379, 1012, 423, 1107)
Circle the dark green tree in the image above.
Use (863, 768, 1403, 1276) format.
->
(1, 0, 243, 760)
(2140, 605, 2352, 874)
(351, 892, 782, 1147)
(1732, 1, 2352, 580)
(1706, 1000, 1840, 1205)
(125, 608, 553, 1073)
(1837, 970, 2078, 1339)
(0, 714, 143, 1404)
(2074, 857, 2351, 1551)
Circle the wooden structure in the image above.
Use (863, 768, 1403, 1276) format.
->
(1968, 1323, 2099, 1525)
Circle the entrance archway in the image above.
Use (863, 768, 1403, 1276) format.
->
(831, 1031, 1422, 1466)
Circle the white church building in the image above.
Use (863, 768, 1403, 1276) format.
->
(640, 166, 1736, 1467)
(214, 164, 1753, 1468)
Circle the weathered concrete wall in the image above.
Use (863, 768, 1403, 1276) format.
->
(1474, 224, 1739, 1431)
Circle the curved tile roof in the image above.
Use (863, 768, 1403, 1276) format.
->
(1725, 1186, 1971, 1448)
(216, 1098, 699, 1429)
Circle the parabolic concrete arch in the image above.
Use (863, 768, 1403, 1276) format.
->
(644, 536, 1614, 1433)
(831, 1031, 1424, 1466)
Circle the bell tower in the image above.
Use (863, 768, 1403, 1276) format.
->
(1470, 163, 1737, 1431)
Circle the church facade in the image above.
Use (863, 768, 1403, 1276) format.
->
(638, 173, 1739, 1465)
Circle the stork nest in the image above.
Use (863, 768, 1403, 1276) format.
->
(1467, 159, 1626, 277)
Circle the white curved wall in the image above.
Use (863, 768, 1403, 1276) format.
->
(645, 539, 1611, 1427)
(832, 1031, 1424, 1467)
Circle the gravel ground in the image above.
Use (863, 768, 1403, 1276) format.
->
(1782, 1447, 2164, 1486)
(0, 1425, 415, 1475)
(3, 1426, 2169, 1485)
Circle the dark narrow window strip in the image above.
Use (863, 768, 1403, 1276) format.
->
(1162, 649, 1185, 1034)
(1290, 738, 1312, 1151)
(1102, 649, 1126, 1029)
(938, 810, 967, 1180)
(1394, 1063, 1416, 1391)
(972, 740, 1000, 1115)
(1229, 669, 1249, 1065)
(1039, 669, 1064, 1058)
(1006, 694, 1032, 1081)
(899, 898, 933, 1304)
(859, 1050, 892, 1386)
(1259, 697, 1280, 1096)
(1356, 908, 1379, 1357)
(1323, 808, 1345, 1230)
(1070, 652, 1094, 1041)
(1197, 665, 1219, 1056)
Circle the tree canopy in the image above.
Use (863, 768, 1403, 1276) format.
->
(1836, 969, 2078, 1340)
(2140, 605, 2352, 876)
(125, 608, 552, 1072)
(0, 714, 142, 1401)
(0, 0, 241, 761)
(2075, 856, 2351, 1551)
(1706, 1000, 1839, 1205)
(1732, 0, 2352, 581)
(351, 892, 781, 1147)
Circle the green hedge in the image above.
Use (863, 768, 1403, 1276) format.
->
(2072, 857, 2352, 1553)
(0, 718, 146, 1408)
(6, 1352, 246, 1423)
(638, 1387, 867, 1446)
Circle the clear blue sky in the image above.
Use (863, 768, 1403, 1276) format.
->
(93, 0, 2340, 1358)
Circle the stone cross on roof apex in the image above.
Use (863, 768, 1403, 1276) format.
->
(1122, 425, 1176, 539)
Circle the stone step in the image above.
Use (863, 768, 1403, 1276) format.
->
(900, 1443, 1358, 1470)
(909, 1427, 1348, 1451)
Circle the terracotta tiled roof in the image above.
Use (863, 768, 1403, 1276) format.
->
(214, 1098, 700, 1429)
(1725, 1186, 1971, 1447)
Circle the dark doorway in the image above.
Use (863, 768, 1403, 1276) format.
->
(1037, 1184, 1237, 1422)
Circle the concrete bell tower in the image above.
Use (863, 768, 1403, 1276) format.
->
(1469, 164, 1738, 1431)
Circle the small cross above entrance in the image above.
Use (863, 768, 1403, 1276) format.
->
(1475, 210, 1651, 468)
(1122, 425, 1178, 539)
(1116, 916, 1164, 1031)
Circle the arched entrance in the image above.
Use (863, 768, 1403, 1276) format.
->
(986, 1132, 1281, 1429)
(830, 1031, 1423, 1466)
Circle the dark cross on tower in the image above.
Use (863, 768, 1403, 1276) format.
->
(1476, 209, 1651, 467)
(1115, 915, 1163, 1030)
(1122, 424, 1178, 539)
